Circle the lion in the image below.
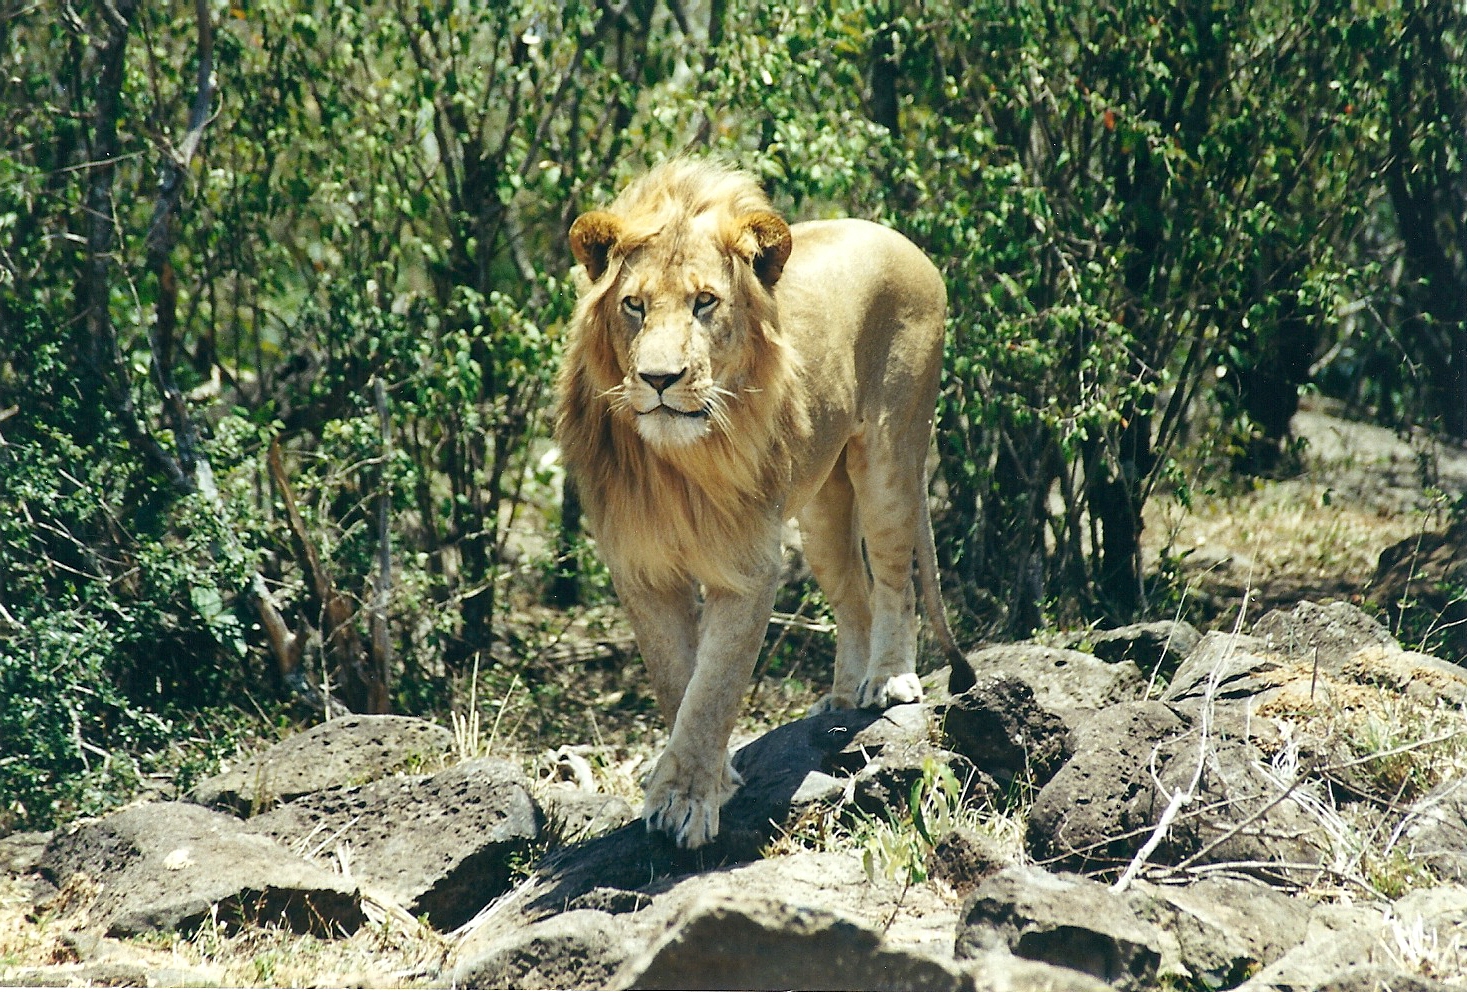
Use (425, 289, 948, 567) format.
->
(555, 159, 973, 849)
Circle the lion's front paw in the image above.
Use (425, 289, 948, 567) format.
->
(642, 749, 743, 849)
(857, 672, 924, 710)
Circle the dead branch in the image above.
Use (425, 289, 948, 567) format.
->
(367, 377, 394, 713)
(268, 437, 385, 714)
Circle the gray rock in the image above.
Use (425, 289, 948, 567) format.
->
(1251, 600, 1399, 667)
(1145, 738, 1331, 886)
(540, 786, 636, 845)
(942, 674, 1072, 789)
(956, 866, 1169, 991)
(1163, 631, 1282, 707)
(247, 758, 540, 930)
(0, 830, 50, 873)
(187, 714, 453, 815)
(37, 801, 362, 937)
(452, 908, 630, 990)
(1132, 875, 1310, 987)
(926, 827, 1006, 898)
(959, 644, 1147, 713)
(1026, 701, 1190, 871)
(1085, 621, 1202, 679)
(1238, 902, 1391, 991)
(611, 893, 968, 992)
(1311, 967, 1450, 992)
(841, 704, 989, 816)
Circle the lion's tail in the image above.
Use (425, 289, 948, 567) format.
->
(918, 474, 976, 694)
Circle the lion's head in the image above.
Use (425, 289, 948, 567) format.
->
(563, 160, 794, 451)
(555, 160, 808, 593)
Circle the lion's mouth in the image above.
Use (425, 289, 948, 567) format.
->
(641, 404, 709, 420)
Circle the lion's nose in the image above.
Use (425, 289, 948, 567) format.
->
(639, 369, 687, 394)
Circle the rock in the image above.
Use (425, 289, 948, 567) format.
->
(1163, 631, 1284, 709)
(1026, 701, 1190, 871)
(540, 786, 636, 845)
(1145, 738, 1331, 886)
(958, 644, 1146, 714)
(1251, 600, 1399, 667)
(1237, 902, 1394, 991)
(1374, 520, 1467, 664)
(1404, 789, 1467, 882)
(942, 675, 1072, 789)
(1310, 967, 1450, 992)
(840, 703, 989, 817)
(247, 758, 540, 930)
(611, 892, 968, 992)
(1084, 620, 1203, 680)
(37, 801, 362, 937)
(0, 830, 50, 874)
(1131, 875, 1310, 987)
(956, 866, 1169, 991)
(1341, 645, 1467, 707)
(451, 909, 630, 990)
(925, 827, 1006, 898)
(187, 714, 454, 815)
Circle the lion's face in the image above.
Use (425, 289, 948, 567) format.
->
(569, 202, 792, 451)
(609, 234, 740, 448)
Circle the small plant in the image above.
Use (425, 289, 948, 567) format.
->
(858, 757, 966, 888)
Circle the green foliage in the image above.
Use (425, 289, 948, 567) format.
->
(0, 0, 1463, 830)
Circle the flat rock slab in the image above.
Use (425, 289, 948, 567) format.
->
(612, 892, 973, 992)
(1084, 620, 1202, 678)
(1251, 600, 1399, 665)
(187, 714, 454, 815)
(959, 867, 1313, 991)
(958, 644, 1146, 713)
(247, 758, 540, 930)
(37, 802, 362, 938)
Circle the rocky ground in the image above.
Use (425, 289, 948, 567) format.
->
(5, 403, 1467, 990)
(5, 599, 1467, 989)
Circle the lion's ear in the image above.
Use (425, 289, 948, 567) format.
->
(734, 211, 793, 289)
(569, 211, 624, 283)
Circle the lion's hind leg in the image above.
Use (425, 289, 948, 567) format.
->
(797, 453, 873, 714)
(844, 433, 924, 711)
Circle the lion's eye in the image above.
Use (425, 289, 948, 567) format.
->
(692, 292, 719, 318)
(621, 296, 644, 319)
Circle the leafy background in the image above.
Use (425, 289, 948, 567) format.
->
(0, 0, 1462, 832)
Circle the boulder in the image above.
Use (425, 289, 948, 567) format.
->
(451, 908, 630, 990)
(1144, 738, 1332, 887)
(539, 786, 637, 845)
(37, 802, 362, 937)
(1251, 600, 1399, 667)
(1131, 875, 1310, 987)
(1163, 631, 1285, 710)
(187, 714, 454, 815)
(246, 758, 540, 930)
(1083, 620, 1203, 680)
(956, 866, 1170, 991)
(611, 893, 967, 992)
(942, 674, 1072, 789)
(1401, 782, 1467, 882)
(1374, 520, 1467, 664)
(960, 867, 1315, 991)
(958, 644, 1146, 714)
(839, 703, 991, 816)
(1026, 701, 1190, 871)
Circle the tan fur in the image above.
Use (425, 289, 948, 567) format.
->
(555, 159, 967, 848)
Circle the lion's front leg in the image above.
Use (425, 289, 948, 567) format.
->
(617, 579, 699, 726)
(643, 574, 779, 848)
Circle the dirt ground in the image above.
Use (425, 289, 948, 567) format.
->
(1146, 397, 1467, 631)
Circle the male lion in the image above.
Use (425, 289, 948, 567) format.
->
(556, 159, 973, 849)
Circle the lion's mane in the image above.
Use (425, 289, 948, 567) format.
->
(555, 160, 810, 595)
